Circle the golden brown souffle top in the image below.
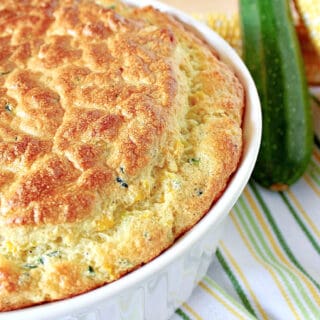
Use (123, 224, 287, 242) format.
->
(0, 0, 244, 311)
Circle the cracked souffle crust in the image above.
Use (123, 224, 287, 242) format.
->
(0, 0, 244, 311)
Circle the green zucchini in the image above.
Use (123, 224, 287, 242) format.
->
(240, 0, 313, 190)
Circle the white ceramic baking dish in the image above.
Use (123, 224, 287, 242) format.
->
(0, 1, 261, 319)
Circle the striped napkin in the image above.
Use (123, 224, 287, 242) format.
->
(172, 148, 320, 320)
(169, 3, 320, 320)
(170, 142, 320, 320)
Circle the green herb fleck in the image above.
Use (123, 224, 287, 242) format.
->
(38, 257, 44, 265)
(0, 71, 11, 76)
(47, 250, 60, 257)
(5, 103, 12, 112)
(172, 180, 181, 190)
(188, 158, 200, 165)
(118, 258, 133, 268)
(107, 5, 116, 10)
(116, 177, 128, 188)
(120, 166, 125, 173)
(143, 231, 151, 240)
(88, 266, 95, 274)
(23, 264, 38, 269)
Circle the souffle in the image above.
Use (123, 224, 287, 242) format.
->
(0, 0, 244, 311)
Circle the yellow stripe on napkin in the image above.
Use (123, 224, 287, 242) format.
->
(230, 212, 302, 320)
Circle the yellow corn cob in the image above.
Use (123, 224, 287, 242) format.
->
(195, 13, 242, 56)
(194, 3, 320, 84)
(294, 0, 320, 56)
(196, 4, 320, 85)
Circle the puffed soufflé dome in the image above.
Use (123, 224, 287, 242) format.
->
(0, 0, 244, 311)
